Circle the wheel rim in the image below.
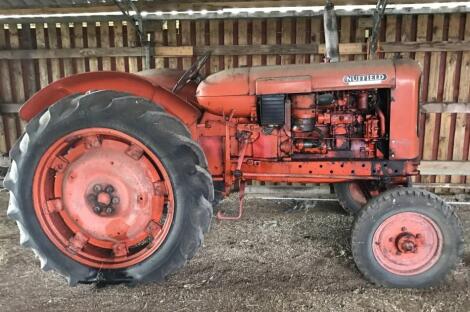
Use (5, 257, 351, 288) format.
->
(33, 128, 175, 269)
(372, 212, 443, 276)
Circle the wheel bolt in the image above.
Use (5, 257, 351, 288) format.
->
(93, 206, 102, 214)
(105, 207, 114, 215)
(111, 197, 120, 205)
(105, 185, 114, 193)
(93, 184, 102, 192)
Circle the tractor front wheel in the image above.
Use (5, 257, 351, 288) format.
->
(5, 91, 213, 285)
(351, 188, 463, 288)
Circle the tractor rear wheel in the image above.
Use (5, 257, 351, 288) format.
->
(351, 188, 463, 288)
(5, 91, 213, 285)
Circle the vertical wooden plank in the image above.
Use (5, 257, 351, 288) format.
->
(209, 20, 220, 73)
(19, 23, 36, 131)
(8, 24, 25, 103)
(266, 19, 277, 65)
(87, 22, 99, 72)
(0, 24, 10, 153)
(48, 23, 61, 82)
(295, 17, 307, 64)
(281, 18, 293, 64)
(421, 15, 445, 185)
(427, 15, 445, 103)
(181, 20, 193, 70)
(195, 20, 206, 73)
(238, 20, 248, 67)
(60, 23, 73, 76)
(415, 15, 431, 183)
(223, 20, 234, 69)
(252, 19, 262, 66)
(311, 16, 322, 63)
(167, 20, 178, 69)
(339, 16, 351, 62)
(354, 17, 366, 61)
(0, 25, 12, 103)
(384, 15, 397, 59)
(455, 14, 470, 185)
(73, 22, 86, 74)
(100, 22, 112, 71)
(401, 15, 415, 59)
(153, 21, 165, 69)
(6, 24, 23, 146)
(114, 21, 126, 72)
(127, 23, 139, 73)
(35, 23, 49, 89)
(437, 14, 461, 188)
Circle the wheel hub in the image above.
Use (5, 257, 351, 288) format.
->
(87, 184, 119, 215)
(372, 212, 443, 276)
(396, 233, 418, 253)
(33, 128, 175, 269)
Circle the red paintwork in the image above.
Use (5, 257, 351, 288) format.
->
(196, 60, 396, 116)
(390, 60, 421, 159)
(23, 58, 422, 198)
(372, 212, 443, 275)
(33, 128, 174, 269)
(20, 70, 201, 130)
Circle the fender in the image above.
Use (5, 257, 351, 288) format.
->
(19, 70, 201, 129)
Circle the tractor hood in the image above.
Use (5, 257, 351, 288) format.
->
(197, 59, 397, 98)
(195, 59, 420, 117)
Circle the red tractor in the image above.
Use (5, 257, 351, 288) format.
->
(4, 6, 463, 288)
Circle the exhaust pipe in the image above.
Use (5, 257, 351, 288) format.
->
(323, 1, 339, 62)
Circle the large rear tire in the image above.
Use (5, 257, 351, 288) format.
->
(351, 188, 463, 288)
(334, 182, 369, 215)
(5, 91, 213, 285)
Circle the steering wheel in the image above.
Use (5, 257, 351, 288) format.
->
(172, 51, 211, 93)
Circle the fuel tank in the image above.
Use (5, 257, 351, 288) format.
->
(196, 59, 419, 117)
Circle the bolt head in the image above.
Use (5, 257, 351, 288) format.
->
(93, 184, 102, 192)
(111, 197, 120, 205)
(105, 185, 114, 193)
(105, 207, 114, 215)
(93, 206, 102, 213)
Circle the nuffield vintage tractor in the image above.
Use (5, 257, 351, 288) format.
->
(4, 1, 463, 288)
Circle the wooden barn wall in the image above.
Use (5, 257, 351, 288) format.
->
(0, 13, 469, 187)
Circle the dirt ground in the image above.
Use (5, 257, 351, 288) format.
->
(0, 191, 469, 312)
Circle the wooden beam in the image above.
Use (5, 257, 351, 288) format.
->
(412, 183, 470, 190)
(0, 104, 21, 114)
(419, 161, 470, 176)
(195, 43, 319, 55)
(379, 41, 470, 53)
(0, 41, 469, 60)
(421, 102, 470, 113)
(0, 46, 194, 59)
